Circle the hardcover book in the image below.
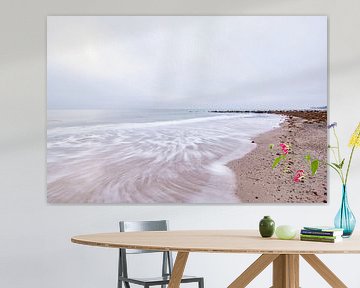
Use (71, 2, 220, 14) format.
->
(300, 236, 343, 243)
(301, 229, 343, 237)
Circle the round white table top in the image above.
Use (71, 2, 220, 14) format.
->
(71, 230, 360, 254)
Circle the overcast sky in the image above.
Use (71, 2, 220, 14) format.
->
(47, 16, 327, 110)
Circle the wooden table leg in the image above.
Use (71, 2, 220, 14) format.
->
(301, 254, 347, 288)
(288, 255, 299, 288)
(272, 254, 299, 288)
(228, 254, 279, 288)
(168, 252, 189, 288)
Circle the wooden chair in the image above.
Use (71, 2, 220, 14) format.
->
(118, 220, 204, 288)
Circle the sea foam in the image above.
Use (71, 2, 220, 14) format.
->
(47, 112, 283, 203)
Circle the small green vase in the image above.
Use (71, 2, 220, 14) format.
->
(259, 216, 275, 238)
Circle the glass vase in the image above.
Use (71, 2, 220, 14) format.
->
(334, 185, 356, 237)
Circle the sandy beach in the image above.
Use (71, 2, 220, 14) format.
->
(227, 111, 327, 203)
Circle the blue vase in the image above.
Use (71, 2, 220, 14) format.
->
(334, 185, 356, 237)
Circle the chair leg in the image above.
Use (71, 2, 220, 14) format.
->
(118, 250, 122, 288)
(198, 278, 204, 288)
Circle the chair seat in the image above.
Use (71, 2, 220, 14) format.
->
(119, 274, 203, 286)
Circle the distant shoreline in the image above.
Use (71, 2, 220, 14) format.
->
(209, 109, 327, 121)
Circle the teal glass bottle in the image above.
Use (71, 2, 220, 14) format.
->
(259, 216, 275, 238)
(334, 185, 356, 237)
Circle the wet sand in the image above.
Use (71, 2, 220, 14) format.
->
(227, 111, 327, 203)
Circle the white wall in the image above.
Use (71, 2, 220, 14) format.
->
(1, 0, 360, 287)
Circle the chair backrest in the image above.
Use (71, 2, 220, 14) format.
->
(119, 220, 169, 254)
(118, 220, 174, 282)
(120, 220, 168, 232)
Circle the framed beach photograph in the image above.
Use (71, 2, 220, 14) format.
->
(47, 16, 327, 204)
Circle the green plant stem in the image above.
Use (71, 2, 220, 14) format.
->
(330, 147, 339, 164)
(333, 127, 342, 163)
(328, 147, 345, 184)
(345, 145, 356, 185)
(327, 163, 345, 184)
(332, 127, 345, 182)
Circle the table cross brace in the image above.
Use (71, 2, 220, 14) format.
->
(225, 253, 348, 288)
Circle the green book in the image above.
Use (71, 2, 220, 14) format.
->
(300, 234, 339, 240)
(300, 236, 342, 243)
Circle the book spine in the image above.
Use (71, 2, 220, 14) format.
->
(300, 237, 337, 243)
(300, 230, 336, 236)
(300, 234, 337, 240)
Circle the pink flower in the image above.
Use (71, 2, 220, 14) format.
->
(293, 169, 305, 183)
(280, 143, 289, 155)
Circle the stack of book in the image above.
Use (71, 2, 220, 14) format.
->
(300, 226, 344, 243)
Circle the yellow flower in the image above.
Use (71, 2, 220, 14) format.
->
(349, 122, 360, 147)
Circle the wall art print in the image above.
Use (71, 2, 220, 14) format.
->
(47, 16, 328, 204)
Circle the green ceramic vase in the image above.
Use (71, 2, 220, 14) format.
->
(259, 216, 275, 238)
